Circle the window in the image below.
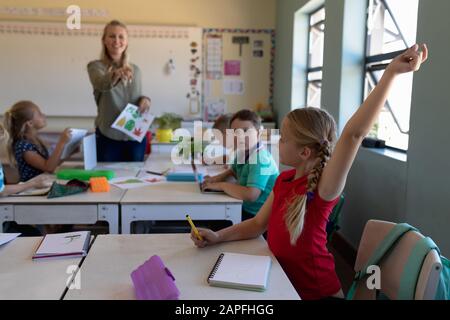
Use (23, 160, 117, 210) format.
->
(364, 0, 419, 151)
(306, 6, 325, 108)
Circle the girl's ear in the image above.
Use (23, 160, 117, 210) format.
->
(25, 120, 34, 129)
(299, 146, 313, 161)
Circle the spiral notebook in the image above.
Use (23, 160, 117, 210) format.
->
(207, 252, 272, 292)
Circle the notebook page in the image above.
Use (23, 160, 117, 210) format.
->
(210, 252, 271, 287)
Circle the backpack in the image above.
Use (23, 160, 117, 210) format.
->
(347, 223, 450, 300)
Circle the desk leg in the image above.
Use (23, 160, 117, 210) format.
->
(98, 205, 119, 234)
(0, 205, 14, 232)
(226, 204, 242, 225)
(121, 206, 134, 234)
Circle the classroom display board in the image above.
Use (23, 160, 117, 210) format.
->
(202, 28, 275, 120)
(0, 21, 202, 118)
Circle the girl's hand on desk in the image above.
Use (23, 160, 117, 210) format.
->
(28, 175, 52, 189)
(191, 228, 220, 248)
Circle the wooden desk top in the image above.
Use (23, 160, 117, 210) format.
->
(0, 237, 84, 300)
(64, 234, 300, 300)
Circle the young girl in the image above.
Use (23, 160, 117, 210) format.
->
(191, 44, 428, 299)
(0, 123, 49, 196)
(3, 101, 72, 181)
(202, 109, 279, 221)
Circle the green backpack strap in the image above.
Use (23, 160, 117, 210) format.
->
(400, 236, 450, 300)
(436, 256, 450, 300)
(347, 223, 417, 300)
(398, 237, 438, 300)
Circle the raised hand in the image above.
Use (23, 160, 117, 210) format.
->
(386, 43, 428, 75)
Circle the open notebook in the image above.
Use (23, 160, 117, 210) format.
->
(32, 231, 91, 260)
(207, 252, 272, 292)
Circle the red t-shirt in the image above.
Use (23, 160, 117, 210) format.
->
(267, 169, 341, 300)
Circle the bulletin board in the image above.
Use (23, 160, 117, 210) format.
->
(0, 21, 203, 118)
(202, 28, 275, 120)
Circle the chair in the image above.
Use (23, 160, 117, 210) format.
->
(326, 194, 345, 242)
(351, 219, 442, 300)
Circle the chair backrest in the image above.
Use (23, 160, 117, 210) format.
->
(352, 219, 442, 300)
(326, 194, 345, 241)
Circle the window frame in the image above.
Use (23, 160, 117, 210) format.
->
(305, 5, 325, 108)
(363, 0, 419, 151)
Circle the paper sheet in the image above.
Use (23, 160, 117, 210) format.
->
(0, 233, 21, 246)
(109, 176, 153, 190)
(60, 129, 88, 159)
(223, 79, 244, 95)
(111, 104, 155, 142)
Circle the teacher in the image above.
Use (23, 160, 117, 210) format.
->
(87, 20, 151, 162)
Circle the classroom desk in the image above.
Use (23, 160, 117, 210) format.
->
(120, 154, 242, 234)
(64, 234, 300, 300)
(0, 163, 141, 234)
(0, 237, 84, 300)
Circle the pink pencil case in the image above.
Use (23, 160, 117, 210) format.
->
(130, 255, 180, 300)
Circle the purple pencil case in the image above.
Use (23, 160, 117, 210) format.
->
(130, 255, 180, 300)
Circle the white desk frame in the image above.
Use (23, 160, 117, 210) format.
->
(0, 163, 141, 234)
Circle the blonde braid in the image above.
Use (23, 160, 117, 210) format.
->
(307, 140, 331, 192)
(285, 139, 332, 245)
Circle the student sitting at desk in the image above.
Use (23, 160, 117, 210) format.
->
(202, 109, 279, 221)
(0, 123, 49, 196)
(3, 101, 72, 182)
(191, 44, 428, 299)
(0, 123, 50, 235)
(203, 113, 233, 166)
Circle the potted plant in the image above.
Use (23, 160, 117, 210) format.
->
(154, 113, 183, 143)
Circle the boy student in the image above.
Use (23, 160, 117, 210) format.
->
(202, 109, 279, 220)
(203, 113, 233, 166)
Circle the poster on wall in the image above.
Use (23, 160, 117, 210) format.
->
(205, 98, 227, 121)
(224, 60, 241, 76)
(223, 79, 244, 95)
(206, 34, 223, 80)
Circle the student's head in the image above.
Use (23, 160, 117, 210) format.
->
(230, 109, 262, 152)
(212, 113, 233, 147)
(280, 107, 337, 244)
(101, 20, 129, 67)
(3, 101, 46, 140)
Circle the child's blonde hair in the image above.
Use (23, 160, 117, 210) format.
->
(0, 122, 9, 143)
(101, 20, 131, 70)
(3, 101, 41, 166)
(284, 107, 337, 245)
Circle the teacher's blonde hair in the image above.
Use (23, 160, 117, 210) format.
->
(101, 20, 131, 70)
